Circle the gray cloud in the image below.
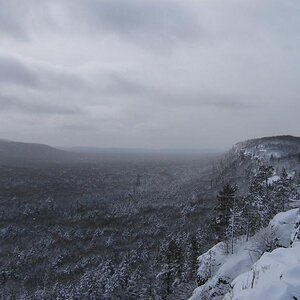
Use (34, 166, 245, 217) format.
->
(0, 55, 37, 86)
(38, 67, 88, 92)
(58, 0, 201, 45)
(0, 94, 83, 115)
(0, 2, 28, 39)
(102, 73, 146, 96)
(60, 123, 98, 132)
(0, 54, 88, 92)
(153, 92, 252, 109)
(0, 0, 299, 149)
(0, 0, 201, 47)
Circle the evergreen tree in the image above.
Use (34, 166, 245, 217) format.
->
(241, 194, 258, 240)
(183, 234, 199, 281)
(273, 168, 291, 212)
(225, 197, 244, 254)
(289, 173, 300, 208)
(158, 239, 183, 298)
(249, 165, 273, 200)
(245, 165, 274, 231)
(214, 183, 237, 239)
(101, 260, 115, 297)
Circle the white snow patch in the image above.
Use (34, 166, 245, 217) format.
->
(190, 238, 259, 300)
(190, 209, 300, 300)
(224, 243, 300, 300)
(267, 175, 280, 184)
(269, 208, 298, 247)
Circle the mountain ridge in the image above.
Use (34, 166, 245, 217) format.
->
(0, 139, 80, 166)
(1, 135, 299, 167)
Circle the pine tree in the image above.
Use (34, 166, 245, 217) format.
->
(225, 198, 243, 254)
(249, 165, 274, 199)
(183, 234, 199, 281)
(241, 194, 258, 240)
(245, 165, 275, 231)
(101, 260, 115, 297)
(214, 183, 237, 239)
(273, 168, 291, 212)
(289, 173, 300, 208)
(158, 238, 183, 297)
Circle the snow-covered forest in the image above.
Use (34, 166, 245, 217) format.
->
(0, 141, 218, 299)
(1, 136, 300, 299)
(1, 0, 300, 298)
(190, 136, 300, 299)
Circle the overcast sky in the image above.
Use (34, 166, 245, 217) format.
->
(0, 0, 299, 150)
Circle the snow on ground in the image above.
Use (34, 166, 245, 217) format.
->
(190, 238, 259, 300)
(267, 175, 280, 184)
(190, 209, 299, 300)
(269, 209, 298, 247)
(291, 212, 300, 243)
(224, 241, 300, 300)
(268, 173, 293, 185)
(195, 242, 227, 285)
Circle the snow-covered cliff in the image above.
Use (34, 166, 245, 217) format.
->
(214, 135, 300, 193)
(233, 135, 300, 161)
(190, 209, 300, 300)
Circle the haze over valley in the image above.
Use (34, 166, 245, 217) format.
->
(1, 0, 300, 299)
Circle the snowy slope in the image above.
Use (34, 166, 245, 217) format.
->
(224, 242, 300, 300)
(224, 210, 300, 300)
(190, 209, 299, 300)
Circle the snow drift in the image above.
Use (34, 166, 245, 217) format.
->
(190, 208, 300, 300)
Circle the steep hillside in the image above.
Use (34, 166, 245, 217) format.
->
(213, 135, 300, 192)
(189, 135, 300, 300)
(234, 135, 300, 159)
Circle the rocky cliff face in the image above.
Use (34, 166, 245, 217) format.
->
(213, 135, 300, 192)
(233, 135, 300, 160)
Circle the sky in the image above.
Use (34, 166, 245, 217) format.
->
(0, 0, 300, 150)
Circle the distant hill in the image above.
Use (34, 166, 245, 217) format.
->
(0, 140, 219, 166)
(213, 135, 300, 192)
(234, 135, 300, 160)
(1, 135, 299, 168)
(0, 139, 80, 166)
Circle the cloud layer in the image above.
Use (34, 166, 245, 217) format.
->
(0, 0, 300, 149)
